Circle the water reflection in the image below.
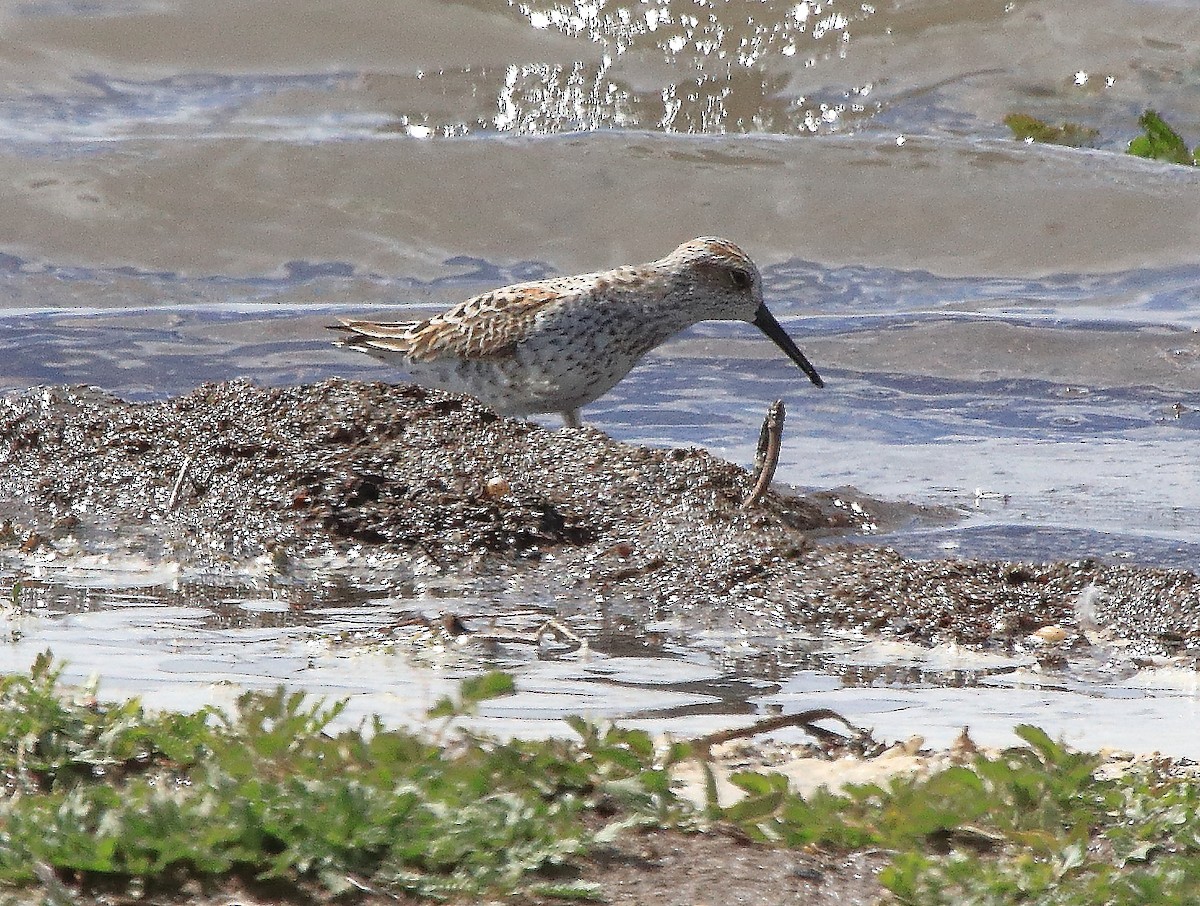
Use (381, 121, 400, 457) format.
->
(7, 573, 1193, 755)
(378, 0, 878, 136)
(378, 63, 877, 137)
(0, 574, 1041, 721)
(500, 0, 865, 66)
(0, 0, 1197, 152)
(0, 1, 883, 144)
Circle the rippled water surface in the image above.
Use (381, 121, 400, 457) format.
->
(2, 0, 1200, 753)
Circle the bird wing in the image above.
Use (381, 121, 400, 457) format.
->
(335, 284, 566, 362)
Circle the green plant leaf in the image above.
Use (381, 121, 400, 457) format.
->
(1127, 109, 1196, 165)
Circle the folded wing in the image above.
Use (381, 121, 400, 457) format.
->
(332, 284, 565, 362)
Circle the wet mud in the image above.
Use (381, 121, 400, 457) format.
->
(0, 378, 832, 561)
(1, 378, 1198, 655)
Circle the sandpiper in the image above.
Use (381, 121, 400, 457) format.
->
(331, 237, 824, 427)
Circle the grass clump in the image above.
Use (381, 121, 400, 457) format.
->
(5, 654, 1200, 904)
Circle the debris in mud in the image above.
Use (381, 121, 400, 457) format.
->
(1, 378, 1200, 654)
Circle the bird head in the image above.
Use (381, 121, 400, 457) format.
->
(662, 237, 824, 388)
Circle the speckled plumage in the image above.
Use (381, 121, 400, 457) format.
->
(332, 237, 824, 427)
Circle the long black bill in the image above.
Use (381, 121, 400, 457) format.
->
(752, 304, 824, 388)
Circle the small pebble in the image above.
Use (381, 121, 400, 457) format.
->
(484, 475, 511, 498)
(1031, 625, 1069, 644)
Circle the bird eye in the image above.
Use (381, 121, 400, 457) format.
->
(729, 268, 753, 291)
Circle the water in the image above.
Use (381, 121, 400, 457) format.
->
(1, 0, 1200, 754)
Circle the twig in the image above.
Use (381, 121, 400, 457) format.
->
(742, 399, 785, 509)
(476, 617, 586, 650)
(690, 708, 864, 750)
(167, 454, 195, 511)
(397, 613, 586, 651)
(688, 707, 868, 816)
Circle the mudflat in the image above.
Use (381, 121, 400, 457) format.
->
(3, 378, 1198, 655)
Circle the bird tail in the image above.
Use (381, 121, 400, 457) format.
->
(329, 318, 423, 350)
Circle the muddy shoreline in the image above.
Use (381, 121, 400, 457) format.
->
(1, 378, 1198, 656)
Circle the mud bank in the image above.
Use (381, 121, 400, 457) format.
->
(0, 379, 1197, 654)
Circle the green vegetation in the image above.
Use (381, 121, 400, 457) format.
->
(4, 653, 1200, 904)
(0, 653, 628, 901)
(727, 725, 1200, 905)
(1003, 113, 1099, 148)
(1004, 108, 1200, 167)
(1127, 109, 1200, 165)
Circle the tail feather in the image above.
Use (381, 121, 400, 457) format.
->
(330, 318, 423, 352)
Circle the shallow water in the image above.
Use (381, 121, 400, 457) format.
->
(2, 0, 1200, 754)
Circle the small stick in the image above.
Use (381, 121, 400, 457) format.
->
(399, 614, 586, 650)
(167, 455, 195, 511)
(689, 708, 868, 815)
(474, 618, 586, 649)
(742, 399, 785, 509)
(690, 707, 863, 750)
